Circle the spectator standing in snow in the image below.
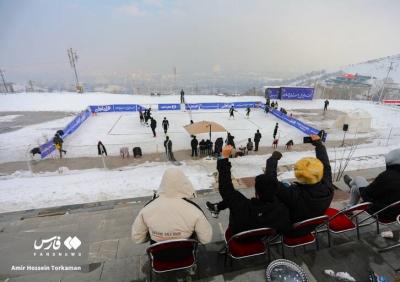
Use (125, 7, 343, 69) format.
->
(226, 132, 236, 149)
(214, 137, 224, 157)
(271, 101, 275, 109)
(139, 110, 144, 124)
(162, 117, 169, 134)
(199, 139, 206, 156)
(344, 148, 400, 219)
(180, 89, 185, 103)
(324, 99, 329, 112)
(97, 141, 107, 156)
(254, 130, 262, 151)
(164, 136, 173, 160)
(265, 104, 270, 114)
(272, 138, 279, 149)
(229, 106, 236, 119)
(266, 98, 270, 107)
(53, 133, 66, 158)
(132, 168, 212, 246)
(246, 107, 251, 118)
(205, 145, 291, 235)
(205, 139, 213, 155)
(191, 136, 198, 157)
(273, 123, 279, 139)
(150, 117, 157, 137)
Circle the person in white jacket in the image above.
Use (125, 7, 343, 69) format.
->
(132, 168, 213, 244)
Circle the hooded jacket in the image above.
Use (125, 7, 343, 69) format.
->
(217, 158, 291, 235)
(132, 168, 212, 244)
(359, 148, 400, 218)
(274, 141, 334, 224)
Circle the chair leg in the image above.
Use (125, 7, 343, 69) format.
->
(376, 220, 380, 234)
(230, 256, 233, 267)
(293, 247, 296, 256)
(267, 242, 271, 263)
(281, 242, 285, 258)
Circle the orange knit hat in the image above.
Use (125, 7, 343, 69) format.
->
(294, 157, 324, 184)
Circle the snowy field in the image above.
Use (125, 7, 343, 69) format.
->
(1, 92, 400, 213)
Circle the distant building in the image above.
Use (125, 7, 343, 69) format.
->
(325, 73, 373, 87)
(0, 82, 14, 93)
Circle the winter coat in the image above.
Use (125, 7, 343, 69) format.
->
(132, 168, 212, 244)
(191, 138, 198, 148)
(273, 126, 278, 135)
(215, 138, 224, 152)
(273, 142, 333, 224)
(254, 132, 262, 142)
(226, 135, 236, 148)
(53, 135, 63, 145)
(246, 141, 253, 151)
(359, 165, 400, 218)
(97, 142, 107, 155)
(217, 158, 291, 235)
(164, 139, 172, 152)
(150, 119, 157, 129)
(162, 119, 169, 129)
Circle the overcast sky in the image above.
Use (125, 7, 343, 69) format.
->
(1, 0, 400, 83)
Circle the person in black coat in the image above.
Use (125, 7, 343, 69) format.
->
(205, 139, 213, 155)
(324, 99, 329, 112)
(273, 123, 279, 139)
(269, 135, 333, 224)
(191, 136, 198, 157)
(214, 137, 224, 157)
(206, 145, 291, 235)
(344, 148, 400, 219)
(162, 117, 169, 134)
(97, 141, 107, 156)
(226, 132, 236, 149)
(164, 136, 174, 160)
(199, 139, 206, 156)
(150, 118, 157, 137)
(254, 130, 262, 151)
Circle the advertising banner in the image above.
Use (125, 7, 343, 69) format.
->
(158, 104, 181, 111)
(280, 87, 314, 100)
(39, 140, 55, 159)
(89, 105, 114, 113)
(219, 103, 234, 109)
(233, 102, 257, 108)
(113, 104, 137, 112)
(266, 87, 280, 99)
(199, 103, 220, 110)
(270, 108, 325, 139)
(63, 109, 91, 138)
(185, 104, 200, 110)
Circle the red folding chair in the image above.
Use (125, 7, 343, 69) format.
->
(146, 239, 198, 282)
(282, 215, 329, 257)
(224, 227, 277, 266)
(358, 200, 400, 234)
(325, 202, 372, 240)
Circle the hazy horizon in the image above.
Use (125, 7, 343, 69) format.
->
(1, 0, 400, 85)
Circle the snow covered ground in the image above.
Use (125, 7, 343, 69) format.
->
(1, 92, 400, 213)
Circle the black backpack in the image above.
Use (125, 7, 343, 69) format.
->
(133, 147, 142, 157)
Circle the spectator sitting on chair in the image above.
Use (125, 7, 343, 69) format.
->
(344, 148, 400, 219)
(132, 168, 212, 244)
(269, 135, 333, 224)
(206, 145, 291, 235)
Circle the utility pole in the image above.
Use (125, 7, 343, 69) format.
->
(67, 48, 83, 93)
(378, 61, 394, 103)
(0, 69, 8, 93)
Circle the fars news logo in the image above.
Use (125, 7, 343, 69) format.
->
(33, 235, 82, 257)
